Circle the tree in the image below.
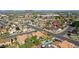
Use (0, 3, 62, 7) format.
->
(44, 33, 52, 41)
(1, 31, 10, 38)
(70, 21, 79, 28)
(45, 20, 52, 29)
(30, 35, 41, 46)
(19, 35, 41, 48)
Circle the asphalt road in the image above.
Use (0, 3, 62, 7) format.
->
(26, 24, 72, 39)
(7, 31, 37, 39)
(28, 25, 79, 46)
(7, 24, 71, 39)
(7, 24, 79, 46)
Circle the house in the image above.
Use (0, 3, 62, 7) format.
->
(52, 20, 61, 29)
(58, 40, 75, 48)
(0, 20, 7, 33)
(53, 39, 75, 48)
(32, 31, 45, 39)
(53, 14, 60, 17)
(9, 28, 16, 34)
(16, 31, 45, 44)
(16, 34, 29, 44)
(0, 28, 7, 34)
(0, 38, 11, 45)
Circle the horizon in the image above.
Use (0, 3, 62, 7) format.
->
(0, 10, 79, 11)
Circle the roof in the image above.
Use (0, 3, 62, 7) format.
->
(59, 40, 75, 48)
(52, 20, 61, 28)
(53, 40, 75, 48)
(16, 31, 45, 44)
(17, 34, 28, 44)
(32, 31, 45, 38)
(0, 20, 7, 26)
(0, 39, 10, 44)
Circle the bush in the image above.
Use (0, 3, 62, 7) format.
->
(19, 36, 41, 48)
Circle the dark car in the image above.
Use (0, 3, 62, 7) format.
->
(0, 45, 5, 48)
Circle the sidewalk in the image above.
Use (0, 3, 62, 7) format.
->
(43, 26, 69, 34)
(55, 26, 69, 34)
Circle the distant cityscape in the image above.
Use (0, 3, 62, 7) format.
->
(0, 10, 79, 48)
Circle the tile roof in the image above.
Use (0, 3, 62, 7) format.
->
(53, 40, 75, 48)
